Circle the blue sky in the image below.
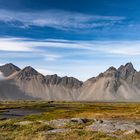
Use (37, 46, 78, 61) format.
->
(0, 0, 140, 80)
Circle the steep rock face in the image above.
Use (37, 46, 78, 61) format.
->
(133, 72, 140, 89)
(0, 65, 38, 100)
(0, 63, 20, 77)
(11, 67, 82, 100)
(46, 74, 83, 89)
(16, 66, 46, 83)
(60, 76, 82, 89)
(102, 67, 120, 93)
(14, 66, 46, 99)
(79, 63, 140, 101)
(46, 74, 61, 85)
(118, 62, 136, 84)
(45, 74, 82, 101)
(79, 67, 121, 101)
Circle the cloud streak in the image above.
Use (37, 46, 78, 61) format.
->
(0, 9, 125, 31)
(44, 54, 62, 61)
(1, 37, 140, 56)
(0, 38, 32, 51)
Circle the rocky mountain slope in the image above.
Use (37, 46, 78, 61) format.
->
(79, 63, 140, 101)
(0, 63, 20, 77)
(0, 62, 140, 101)
(0, 63, 82, 100)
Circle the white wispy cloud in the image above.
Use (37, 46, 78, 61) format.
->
(1, 37, 140, 56)
(94, 41, 140, 55)
(0, 38, 32, 51)
(44, 54, 62, 61)
(0, 37, 92, 51)
(0, 9, 125, 30)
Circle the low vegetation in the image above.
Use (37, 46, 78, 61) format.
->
(0, 101, 140, 139)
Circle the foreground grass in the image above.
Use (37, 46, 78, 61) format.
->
(0, 119, 53, 140)
(0, 119, 140, 140)
(0, 101, 140, 139)
(0, 119, 119, 140)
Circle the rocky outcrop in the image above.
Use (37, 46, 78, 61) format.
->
(0, 63, 20, 77)
(118, 62, 136, 84)
(46, 74, 83, 89)
(46, 74, 61, 85)
(15, 66, 46, 83)
(86, 119, 140, 138)
(79, 62, 140, 101)
(133, 72, 140, 89)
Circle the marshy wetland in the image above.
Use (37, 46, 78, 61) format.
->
(0, 101, 140, 140)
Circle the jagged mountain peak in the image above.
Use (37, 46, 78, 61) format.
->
(0, 63, 20, 77)
(21, 66, 38, 75)
(125, 62, 136, 72)
(125, 62, 133, 67)
(118, 62, 136, 80)
(118, 62, 135, 71)
(16, 66, 45, 81)
(106, 66, 117, 72)
(79, 62, 140, 101)
(46, 74, 61, 85)
(46, 74, 60, 79)
(46, 74, 83, 88)
(104, 66, 119, 78)
(4, 63, 16, 67)
(61, 76, 83, 89)
(85, 67, 118, 84)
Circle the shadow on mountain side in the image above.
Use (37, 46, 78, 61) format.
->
(0, 80, 38, 100)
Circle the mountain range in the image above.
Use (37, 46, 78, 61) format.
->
(0, 62, 140, 101)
